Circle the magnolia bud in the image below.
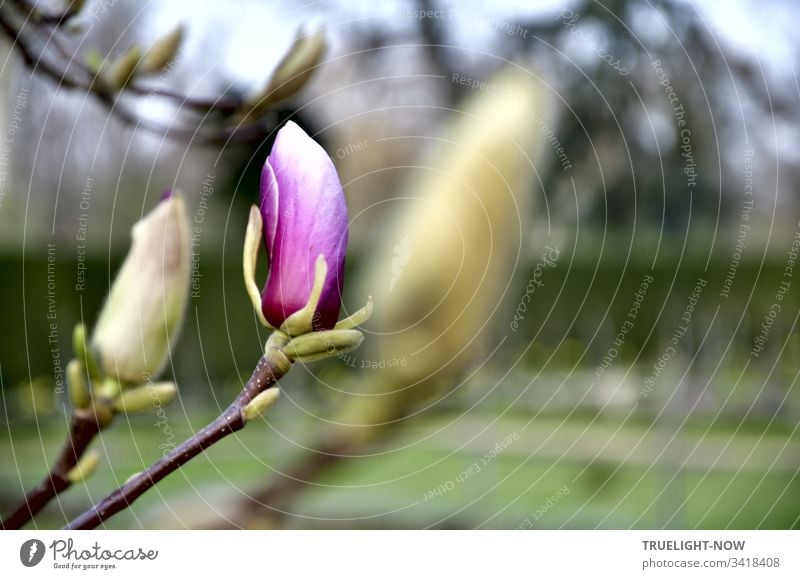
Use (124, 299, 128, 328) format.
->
(96, 376, 121, 400)
(249, 122, 348, 333)
(335, 68, 540, 431)
(264, 27, 325, 105)
(283, 329, 364, 363)
(91, 192, 190, 385)
(241, 388, 281, 423)
(66, 451, 100, 484)
(241, 27, 325, 120)
(360, 68, 539, 380)
(67, 359, 90, 409)
(85, 49, 104, 74)
(140, 24, 184, 74)
(72, 323, 100, 379)
(112, 382, 178, 414)
(334, 296, 373, 330)
(105, 45, 142, 89)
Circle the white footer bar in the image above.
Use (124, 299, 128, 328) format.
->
(2, 530, 798, 578)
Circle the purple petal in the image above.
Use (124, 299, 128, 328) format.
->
(259, 160, 279, 254)
(259, 121, 348, 329)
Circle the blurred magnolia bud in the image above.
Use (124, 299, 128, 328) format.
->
(242, 27, 325, 120)
(91, 192, 190, 385)
(84, 49, 104, 75)
(337, 67, 540, 432)
(105, 45, 142, 89)
(66, 450, 100, 484)
(140, 24, 184, 74)
(112, 382, 178, 413)
(96, 376, 121, 400)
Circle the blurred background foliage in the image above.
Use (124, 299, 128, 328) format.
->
(1, 0, 800, 529)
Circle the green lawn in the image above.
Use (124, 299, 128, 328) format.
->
(2, 409, 798, 529)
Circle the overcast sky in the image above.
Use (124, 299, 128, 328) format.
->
(139, 0, 797, 93)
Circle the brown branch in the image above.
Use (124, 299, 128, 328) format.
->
(10, 0, 78, 26)
(65, 352, 289, 530)
(1, 407, 110, 529)
(0, 4, 274, 145)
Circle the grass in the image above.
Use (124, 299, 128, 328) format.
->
(2, 408, 798, 529)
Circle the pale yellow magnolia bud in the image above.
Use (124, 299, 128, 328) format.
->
(85, 49, 104, 75)
(72, 323, 100, 379)
(67, 359, 90, 409)
(340, 68, 540, 428)
(140, 24, 184, 74)
(91, 193, 190, 385)
(243, 27, 326, 119)
(104, 45, 142, 89)
(112, 382, 178, 414)
(96, 376, 121, 400)
(334, 295, 374, 330)
(243, 206, 269, 327)
(279, 254, 327, 336)
(66, 450, 100, 484)
(283, 329, 364, 363)
(241, 388, 281, 423)
(368, 68, 537, 375)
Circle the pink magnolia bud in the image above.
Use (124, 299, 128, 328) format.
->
(258, 121, 348, 330)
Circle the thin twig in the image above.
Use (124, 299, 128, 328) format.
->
(0, 4, 273, 145)
(1, 408, 109, 529)
(65, 352, 289, 530)
(10, 0, 77, 26)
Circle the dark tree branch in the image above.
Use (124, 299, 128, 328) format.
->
(0, 3, 275, 145)
(1, 407, 109, 529)
(66, 352, 289, 530)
